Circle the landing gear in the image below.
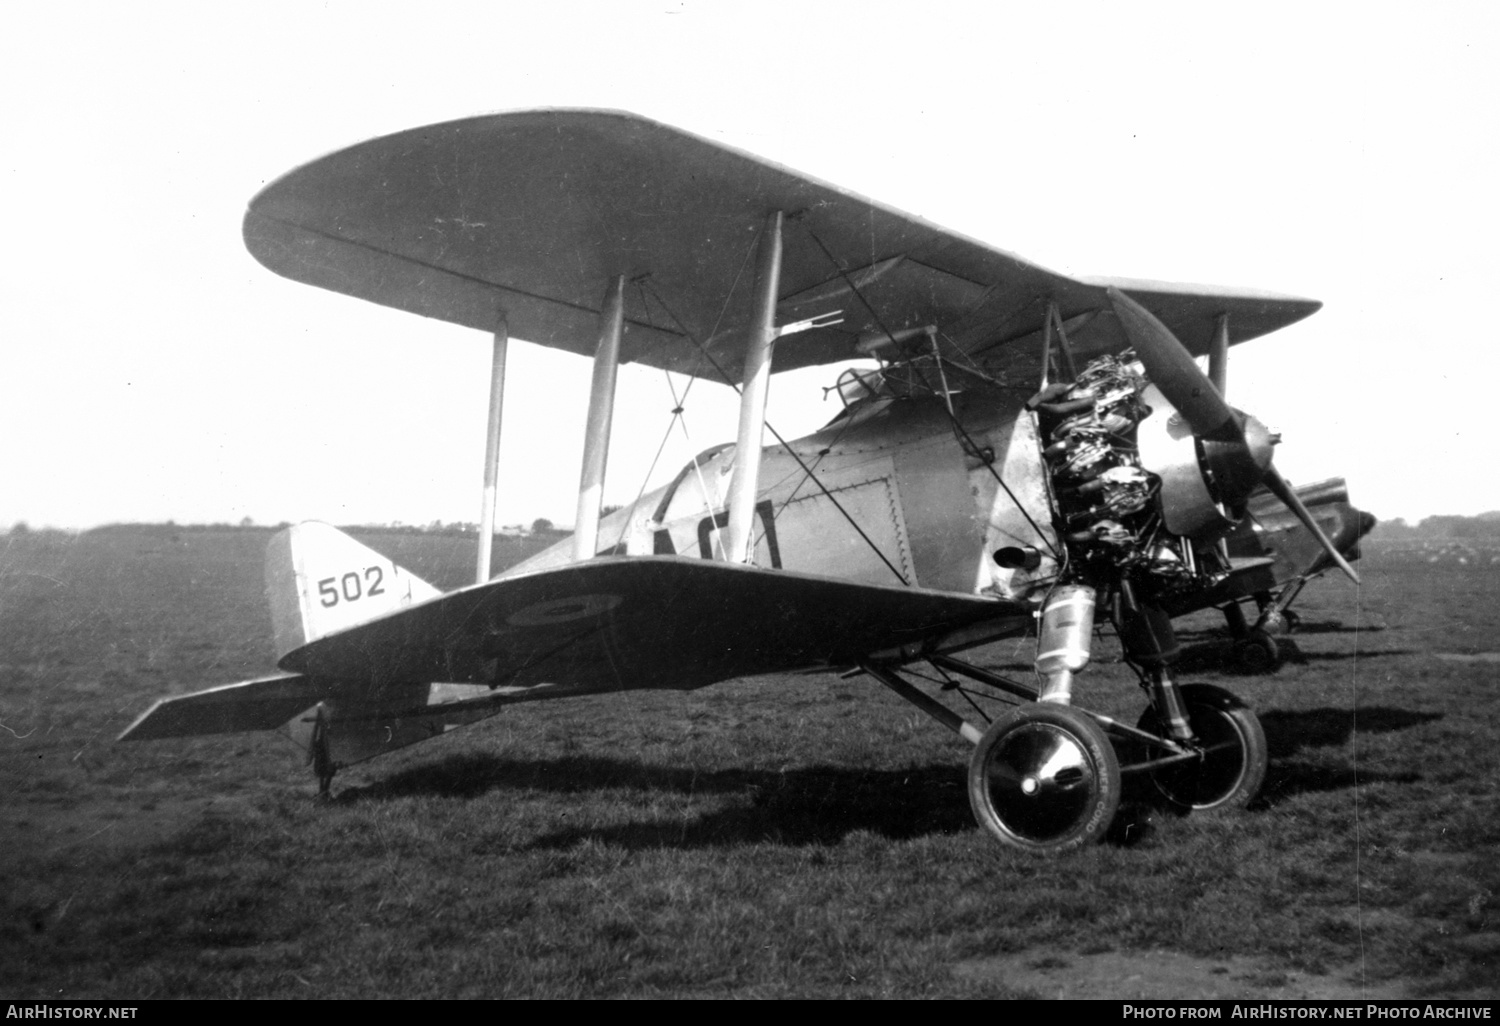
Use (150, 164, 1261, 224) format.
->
(1232, 629, 1281, 673)
(968, 703, 1121, 853)
(1136, 683, 1267, 814)
(1223, 600, 1284, 671)
(1251, 586, 1305, 639)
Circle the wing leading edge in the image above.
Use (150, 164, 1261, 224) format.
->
(244, 109, 1320, 384)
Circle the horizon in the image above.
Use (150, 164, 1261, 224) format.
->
(13, 506, 1500, 537)
(5, 4, 1498, 529)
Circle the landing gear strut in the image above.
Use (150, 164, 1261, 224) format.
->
(1121, 585, 1268, 811)
(1221, 598, 1283, 672)
(310, 708, 336, 798)
(862, 581, 1269, 853)
(1135, 683, 1267, 814)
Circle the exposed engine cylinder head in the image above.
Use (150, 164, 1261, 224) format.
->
(1035, 354, 1233, 592)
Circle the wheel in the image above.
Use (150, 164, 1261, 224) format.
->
(1256, 608, 1300, 637)
(968, 703, 1121, 852)
(1232, 629, 1281, 672)
(1136, 684, 1267, 814)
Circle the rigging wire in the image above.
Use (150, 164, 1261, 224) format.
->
(612, 282, 732, 559)
(927, 659, 999, 726)
(598, 283, 692, 555)
(640, 274, 911, 586)
(796, 222, 1062, 563)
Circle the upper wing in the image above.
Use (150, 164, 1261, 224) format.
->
(277, 555, 1025, 690)
(244, 109, 1320, 384)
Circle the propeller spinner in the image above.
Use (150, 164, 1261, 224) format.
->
(1105, 287, 1359, 585)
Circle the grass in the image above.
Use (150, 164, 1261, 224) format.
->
(0, 526, 1496, 997)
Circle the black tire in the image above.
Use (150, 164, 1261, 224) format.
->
(1233, 629, 1281, 672)
(1137, 684, 1267, 815)
(968, 703, 1121, 852)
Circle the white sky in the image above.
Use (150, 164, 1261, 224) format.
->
(3, 1, 1497, 530)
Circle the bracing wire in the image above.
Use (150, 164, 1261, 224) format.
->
(598, 284, 688, 555)
(928, 659, 997, 726)
(797, 222, 1063, 562)
(641, 273, 911, 586)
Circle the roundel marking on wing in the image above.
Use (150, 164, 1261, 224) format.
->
(507, 593, 623, 627)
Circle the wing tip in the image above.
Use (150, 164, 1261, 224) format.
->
(116, 699, 167, 743)
(1086, 275, 1322, 311)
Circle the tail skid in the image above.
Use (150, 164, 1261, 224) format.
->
(120, 524, 502, 783)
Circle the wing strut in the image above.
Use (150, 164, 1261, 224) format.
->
(724, 211, 783, 563)
(1046, 302, 1079, 383)
(476, 315, 509, 584)
(1208, 313, 1230, 398)
(574, 275, 626, 560)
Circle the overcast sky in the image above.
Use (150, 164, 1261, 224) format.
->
(4, 1, 1497, 530)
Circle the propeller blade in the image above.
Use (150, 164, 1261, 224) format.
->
(1107, 287, 1237, 441)
(1263, 466, 1361, 585)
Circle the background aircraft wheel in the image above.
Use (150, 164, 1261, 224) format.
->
(1257, 608, 1296, 637)
(968, 703, 1121, 853)
(1233, 629, 1281, 672)
(1137, 684, 1267, 815)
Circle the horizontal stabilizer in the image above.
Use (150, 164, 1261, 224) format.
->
(116, 674, 590, 752)
(288, 683, 611, 770)
(118, 673, 332, 742)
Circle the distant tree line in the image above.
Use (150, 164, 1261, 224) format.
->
(56, 518, 577, 539)
(1372, 512, 1500, 541)
(15, 505, 618, 539)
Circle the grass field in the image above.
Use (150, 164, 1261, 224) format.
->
(1, 526, 1496, 998)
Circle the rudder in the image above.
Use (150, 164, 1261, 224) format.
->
(265, 522, 442, 659)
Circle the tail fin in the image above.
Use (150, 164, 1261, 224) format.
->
(265, 522, 443, 659)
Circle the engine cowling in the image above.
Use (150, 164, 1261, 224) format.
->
(1135, 384, 1235, 539)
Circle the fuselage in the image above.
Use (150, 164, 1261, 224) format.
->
(505, 386, 1061, 602)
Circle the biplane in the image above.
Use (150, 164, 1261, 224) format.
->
(1205, 480, 1375, 669)
(121, 110, 1369, 852)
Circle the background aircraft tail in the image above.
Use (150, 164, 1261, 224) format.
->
(265, 522, 443, 659)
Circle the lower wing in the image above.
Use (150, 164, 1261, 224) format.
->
(121, 557, 1025, 752)
(280, 555, 1023, 689)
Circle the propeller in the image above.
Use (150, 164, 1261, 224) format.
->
(1105, 287, 1360, 585)
(1261, 465, 1362, 584)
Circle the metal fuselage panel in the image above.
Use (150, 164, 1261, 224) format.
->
(506, 393, 1031, 598)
